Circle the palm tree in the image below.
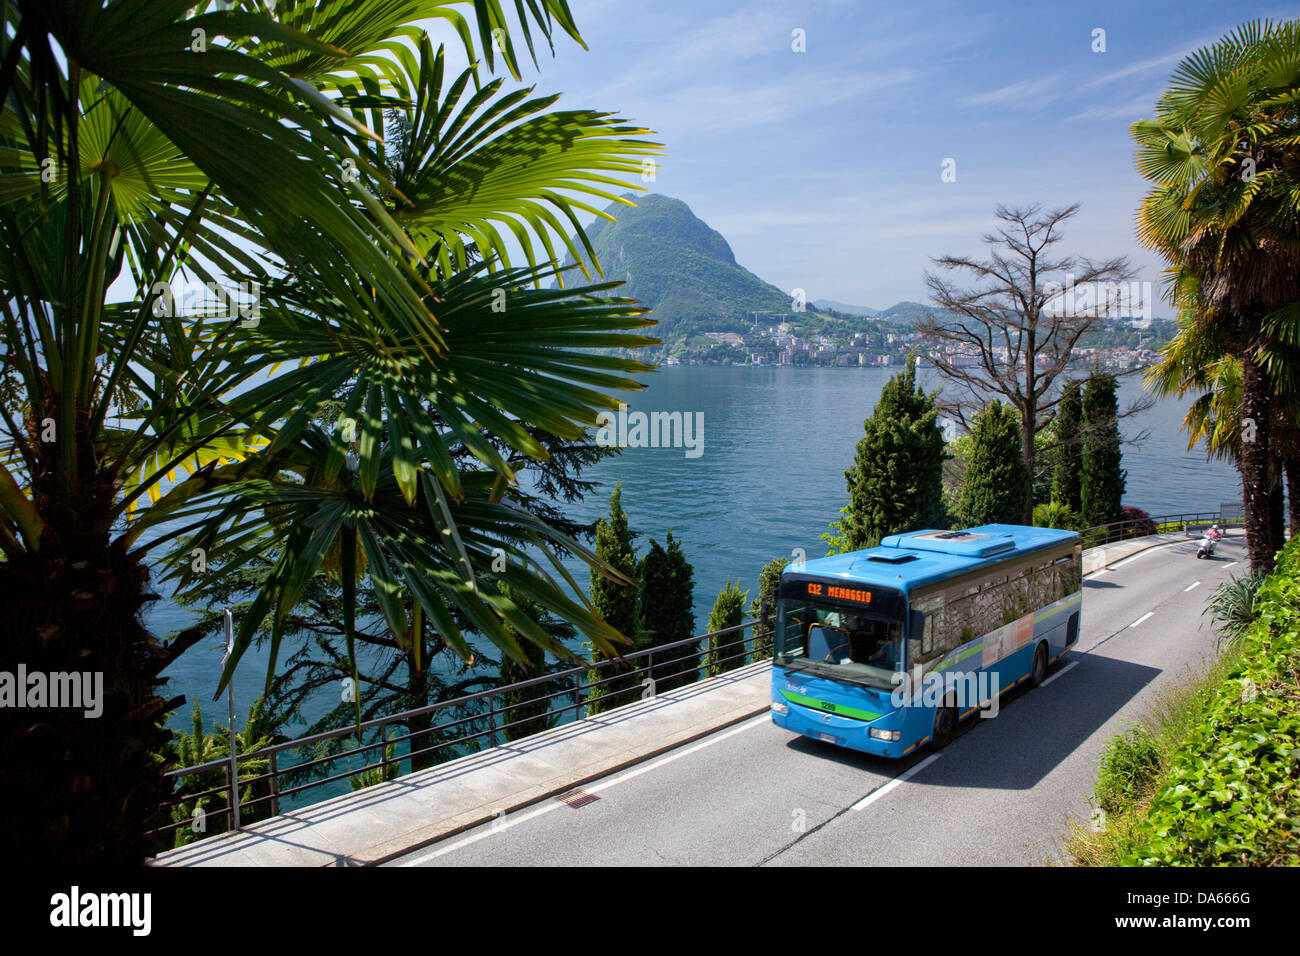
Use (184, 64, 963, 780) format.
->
(1132, 19, 1300, 574)
(1148, 307, 1300, 538)
(0, 1, 661, 864)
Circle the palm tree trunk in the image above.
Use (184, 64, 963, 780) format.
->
(1269, 470, 1286, 554)
(1287, 456, 1300, 541)
(0, 468, 192, 864)
(406, 651, 436, 772)
(1239, 311, 1277, 575)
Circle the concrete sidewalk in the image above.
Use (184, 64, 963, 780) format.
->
(153, 660, 772, 867)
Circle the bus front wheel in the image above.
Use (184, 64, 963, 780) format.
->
(1029, 642, 1048, 687)
(932, 699, 957, 748)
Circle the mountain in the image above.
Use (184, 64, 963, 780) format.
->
(874, 301, 937, 325)
(559, 194, 803, 345)
(558, 194, 939, 347)
(813, 298, 880, 317)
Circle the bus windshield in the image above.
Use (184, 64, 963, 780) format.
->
(774, 585, 905, 690)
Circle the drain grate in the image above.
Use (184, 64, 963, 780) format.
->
(556, 787, 600, 809)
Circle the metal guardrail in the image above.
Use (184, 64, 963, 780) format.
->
(149, 605, 774, 848)
(1078, 507, 1244, 548)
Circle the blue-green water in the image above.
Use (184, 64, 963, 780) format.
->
(147, 365, 1242, 751)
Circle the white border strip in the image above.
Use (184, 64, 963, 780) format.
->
(851, 753, 941, 811)
(1038, 659, 1078, 688)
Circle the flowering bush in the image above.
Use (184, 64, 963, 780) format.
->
(1120, 505, 1157, 539)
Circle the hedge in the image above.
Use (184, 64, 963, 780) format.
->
(1123, 539, 1300, 865)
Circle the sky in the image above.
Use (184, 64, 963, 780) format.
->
(427, 0, 1300, 312)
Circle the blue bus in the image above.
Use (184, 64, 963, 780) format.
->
(769, 525, 1082, 758)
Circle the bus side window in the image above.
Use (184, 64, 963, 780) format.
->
(909, 597, 942, 663)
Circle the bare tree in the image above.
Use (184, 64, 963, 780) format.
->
(918, 202, 1143, 524)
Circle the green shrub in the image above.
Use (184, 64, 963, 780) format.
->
(1094, 726, 1160, 812)
(1122, 539, 1300, 865)
(1033, 501, 1079, 531)
(1204, 572, 1266, 646)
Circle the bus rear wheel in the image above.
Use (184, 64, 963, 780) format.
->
(932, 699, 957, 748)
(1029, 642, 1048, 687)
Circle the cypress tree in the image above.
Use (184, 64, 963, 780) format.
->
(1080, 372, 1127, 528)
(586, 483, 643, 714)
(705, 579, 749, 676)
(749, 557, 788, 662)
(956, 400, 1030, 526)
(639, 530, 696, 691)
(1052, 380, 1083, 512)
(825, 355, 947, 552)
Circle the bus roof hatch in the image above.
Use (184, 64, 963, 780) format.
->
(888, 529, 1016, 558)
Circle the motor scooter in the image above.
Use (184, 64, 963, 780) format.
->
(1196, 532, 1219, 559)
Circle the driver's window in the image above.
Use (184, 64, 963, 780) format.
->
(808, 622, 849, 662)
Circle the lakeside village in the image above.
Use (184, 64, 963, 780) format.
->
(659, 315, 1172, 370)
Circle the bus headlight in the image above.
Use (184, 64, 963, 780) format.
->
(869, 727, 900, 741)
(771, 701, 789, 715)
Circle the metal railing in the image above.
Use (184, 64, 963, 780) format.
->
(1079, 508, 1244, 548)
(149, 604, 773, 849)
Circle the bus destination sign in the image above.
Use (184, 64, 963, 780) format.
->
(805, 582, 872, 604)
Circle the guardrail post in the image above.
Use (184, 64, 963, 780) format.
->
(228, 760, 240, 832)
(487, 695, 496, 749)
(268, 751, 280, 817)
(573, 670, 583, 721)
(222, 608, 240, 831)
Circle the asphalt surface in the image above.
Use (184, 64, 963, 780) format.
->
(393, 536, 1246, 866)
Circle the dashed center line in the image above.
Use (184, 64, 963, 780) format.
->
(1184, 581, 1201, 592)
(1129, 611, 1154, 628)
(1222, 561, 1239, 569)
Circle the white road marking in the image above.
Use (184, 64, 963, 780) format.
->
(1222, 561, 1239, 569)
(398, 714, 770, 865)
(1184, 581, 1201, 592)
(1108, 540, 1185, 570)
(851, 754, 941, 811)
(1038, 660, 1079, 688)
(1129, 612, 1154, 628)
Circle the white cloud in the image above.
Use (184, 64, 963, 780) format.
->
(959, 73, 1063, 109)
(1068, 89, 1164, 123)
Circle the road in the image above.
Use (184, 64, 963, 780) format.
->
(393, 536, 1246, 866)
